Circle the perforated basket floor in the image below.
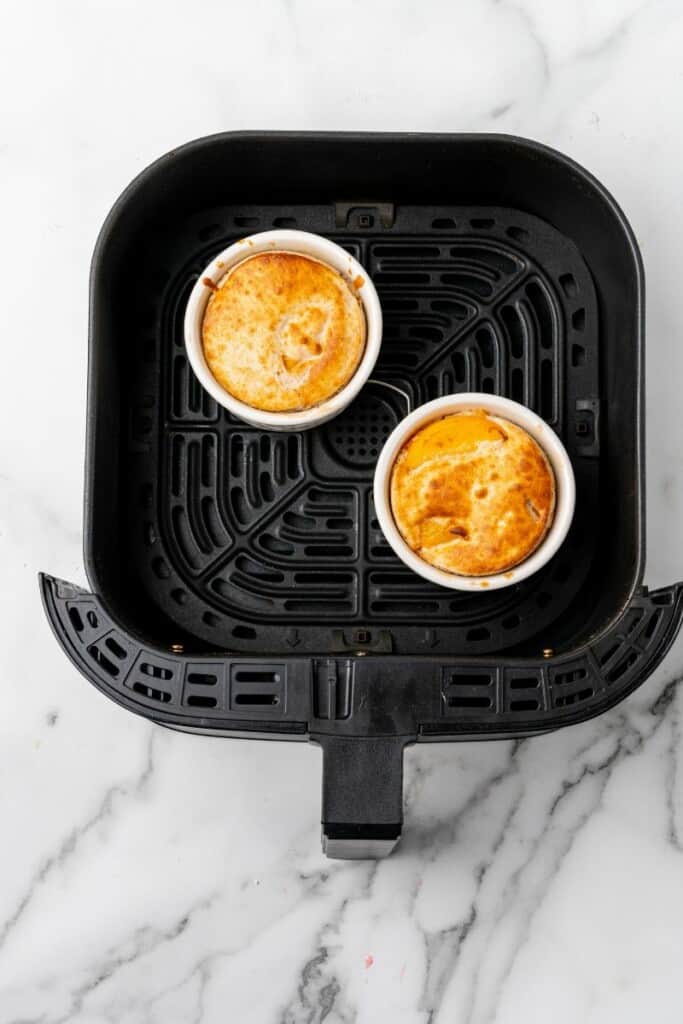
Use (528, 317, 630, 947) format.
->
(125, 204, 599, 656)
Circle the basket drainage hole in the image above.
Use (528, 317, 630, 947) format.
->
(87, 610, 99, 629)
(304, 544, 352, 557)
(327, 517, 353, 530)
(432, 217, 456, 230)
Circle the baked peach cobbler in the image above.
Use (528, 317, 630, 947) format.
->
(390, 410, 556, 576)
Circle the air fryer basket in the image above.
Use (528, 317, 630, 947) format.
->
(41, 133, 683, 858)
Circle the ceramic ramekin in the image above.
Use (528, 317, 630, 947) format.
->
(184, 229, 382, 430)
(373, 393, 576, 592)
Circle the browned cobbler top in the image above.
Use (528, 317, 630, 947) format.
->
(201, 251, 366, 412)
(390, 410, 556, 576)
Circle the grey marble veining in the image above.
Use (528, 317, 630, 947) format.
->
(2, 0, 683, 1021)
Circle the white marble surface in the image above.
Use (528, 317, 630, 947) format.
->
(2, 0, 683, 1020)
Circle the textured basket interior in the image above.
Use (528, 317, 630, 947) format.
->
(117, 203, 600, 655)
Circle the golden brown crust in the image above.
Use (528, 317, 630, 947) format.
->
(390, 410, 556, 576)
(201, 252, 366, 412)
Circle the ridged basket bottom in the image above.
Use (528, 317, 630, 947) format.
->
(123, 203, 599, 655)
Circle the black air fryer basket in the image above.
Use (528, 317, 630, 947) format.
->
(42, 133, 683, 857)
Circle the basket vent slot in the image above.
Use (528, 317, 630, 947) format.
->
(554, 667, 587, 686)
(234, 693, 278, 706)
(187, 694, 217, 708)
(447, 695, 492, 709)
(442, 670, 495, 716)
(133, 682, 171, 704)
(140, 662, 172, 680)
(555, 687, 593, 708)
(510, 698, 539, 711)
(187, 672, 217, 686)
(445, 672, 492, 687)
(234, 670, 280, 683)
(510, 676, 540, 689)
(606, 650, 639, 684)
(230, 665, 286, 714)
(87, 644, 119, 677)
(68, 607, 84, 633)
(105, 637, 127, 660)
(643, 611, 662, 640)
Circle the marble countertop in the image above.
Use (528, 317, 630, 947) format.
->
(3, 1, 683, 1021)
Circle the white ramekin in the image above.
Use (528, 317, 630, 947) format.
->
(184, 229, 382, 430)
(373, 393, 576, 592)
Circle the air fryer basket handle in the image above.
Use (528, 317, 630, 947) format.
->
(41, 574, 683, 859)
(316, 735, 408, 859)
